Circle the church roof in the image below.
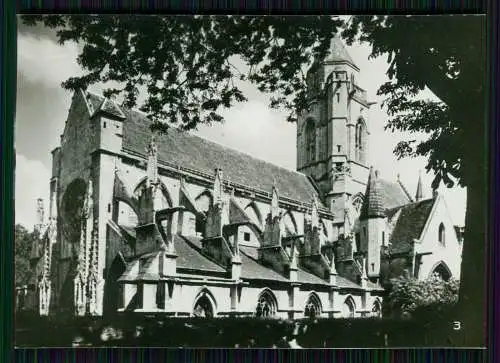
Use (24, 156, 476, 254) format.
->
(387, 198, 436, 254)
(86, 92, 325, 209)
(175, 236, 227, 273)
(324, 36, 358, 70)
(379, 179, 413, 210)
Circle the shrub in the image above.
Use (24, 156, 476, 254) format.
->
(386, 273, 459, 318)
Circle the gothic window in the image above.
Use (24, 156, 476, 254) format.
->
(193, 294, 214, 318)
(431, 261, 452, 281)
(317, 126, 328, 160)
(255, 289, 277, 318)
(438, 223, 446, 245)
(156, 282, 165, 309)
(372, 300, 382, 318)
(305, 119, 316, 164)
(304, 293, 322, 319)
(342, 296, 356, 318)
(355, 118, 366, 164)
(351, 193, 364, 215)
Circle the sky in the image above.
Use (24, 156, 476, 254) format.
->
(15, 16, 467, 230)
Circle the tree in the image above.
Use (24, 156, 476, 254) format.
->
(342, 16, 486, 345)
(386, 274, 460, 318)
(15, 224, 37, 286)
(21, 15, 486, 344)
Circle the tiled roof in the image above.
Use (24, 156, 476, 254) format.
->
(85, 91, 323, 207)
(239, 245, 290, 282)
(388, 198, 435, 254)
(296, 269, 328, 285)
(325, 36, 358, 69)
(175, 236, 227, 273)
(97, 98, 126, 120)
(360, 168, 385, 219)
(379, 179, 413, 210)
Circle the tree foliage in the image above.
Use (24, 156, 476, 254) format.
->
(21, 15, 485, 190)
(15, 224, 37, 286)
(343, 15, 485, 188)
(387, 274, 460, 317)
(22, 15, 342, 131)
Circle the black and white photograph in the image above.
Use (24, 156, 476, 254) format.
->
(14, 15, 486, 348)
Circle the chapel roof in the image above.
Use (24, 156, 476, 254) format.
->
(387, 198, 436, 254)
(86, 92, 325, 209)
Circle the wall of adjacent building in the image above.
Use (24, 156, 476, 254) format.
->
(415, 196, 463, 280)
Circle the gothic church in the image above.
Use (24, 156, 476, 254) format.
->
(19, 38, 463, 319)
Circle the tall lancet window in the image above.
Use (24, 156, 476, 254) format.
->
(438, 223, 446, 246)
(305, 119, 316, 164)
(355, 118, 366, 164)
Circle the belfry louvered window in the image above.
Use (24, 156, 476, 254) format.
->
(305, 119, 316, 163)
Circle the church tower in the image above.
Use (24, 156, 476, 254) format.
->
(296, 36, 372, 232)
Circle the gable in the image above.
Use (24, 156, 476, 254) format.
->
(388, 198, 435, 254)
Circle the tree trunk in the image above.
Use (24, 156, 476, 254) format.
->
(455, 111, 488, 346)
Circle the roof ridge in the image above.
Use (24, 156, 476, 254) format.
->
(397, 178, 414, 202)
(121, 103, 311, 179)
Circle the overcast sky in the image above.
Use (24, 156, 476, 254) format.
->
(15, 16, 467, 229)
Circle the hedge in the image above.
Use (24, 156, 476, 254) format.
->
(15, 309, 464, 348)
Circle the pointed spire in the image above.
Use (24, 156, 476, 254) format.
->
(359, 166, 385, 220)
(415, 170, 423, 202)
(146, 135, 158, 188)
(213, 168, 224, 204)
(270, 182, 280, 218)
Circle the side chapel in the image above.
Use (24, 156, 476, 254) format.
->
(19, 37, 463, 319)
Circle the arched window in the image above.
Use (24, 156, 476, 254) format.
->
(438, 223, 446, 245)
(355, 118, 366, 164)
(351, 193, 364, 215)
(342, 296, 356, 318)
(304, 293, 322, 319)
(305, 119, 316, 164)
(431, 261, 452, 281)
(371, 300, 382, 318)
(193, 293, 215, 318)
(256, 289, 277, 318)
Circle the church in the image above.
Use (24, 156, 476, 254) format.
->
(19, 38, 463, 319)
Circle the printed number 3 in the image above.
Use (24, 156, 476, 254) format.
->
(453, 321, 461, 330)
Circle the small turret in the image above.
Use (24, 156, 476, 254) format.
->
(358, 166, 386, 279)
(415, 170, 424, 202)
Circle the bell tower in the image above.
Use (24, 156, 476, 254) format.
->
(296, 36, 371, 232)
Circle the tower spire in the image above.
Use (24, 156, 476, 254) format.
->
(415, 170, 423, 202)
